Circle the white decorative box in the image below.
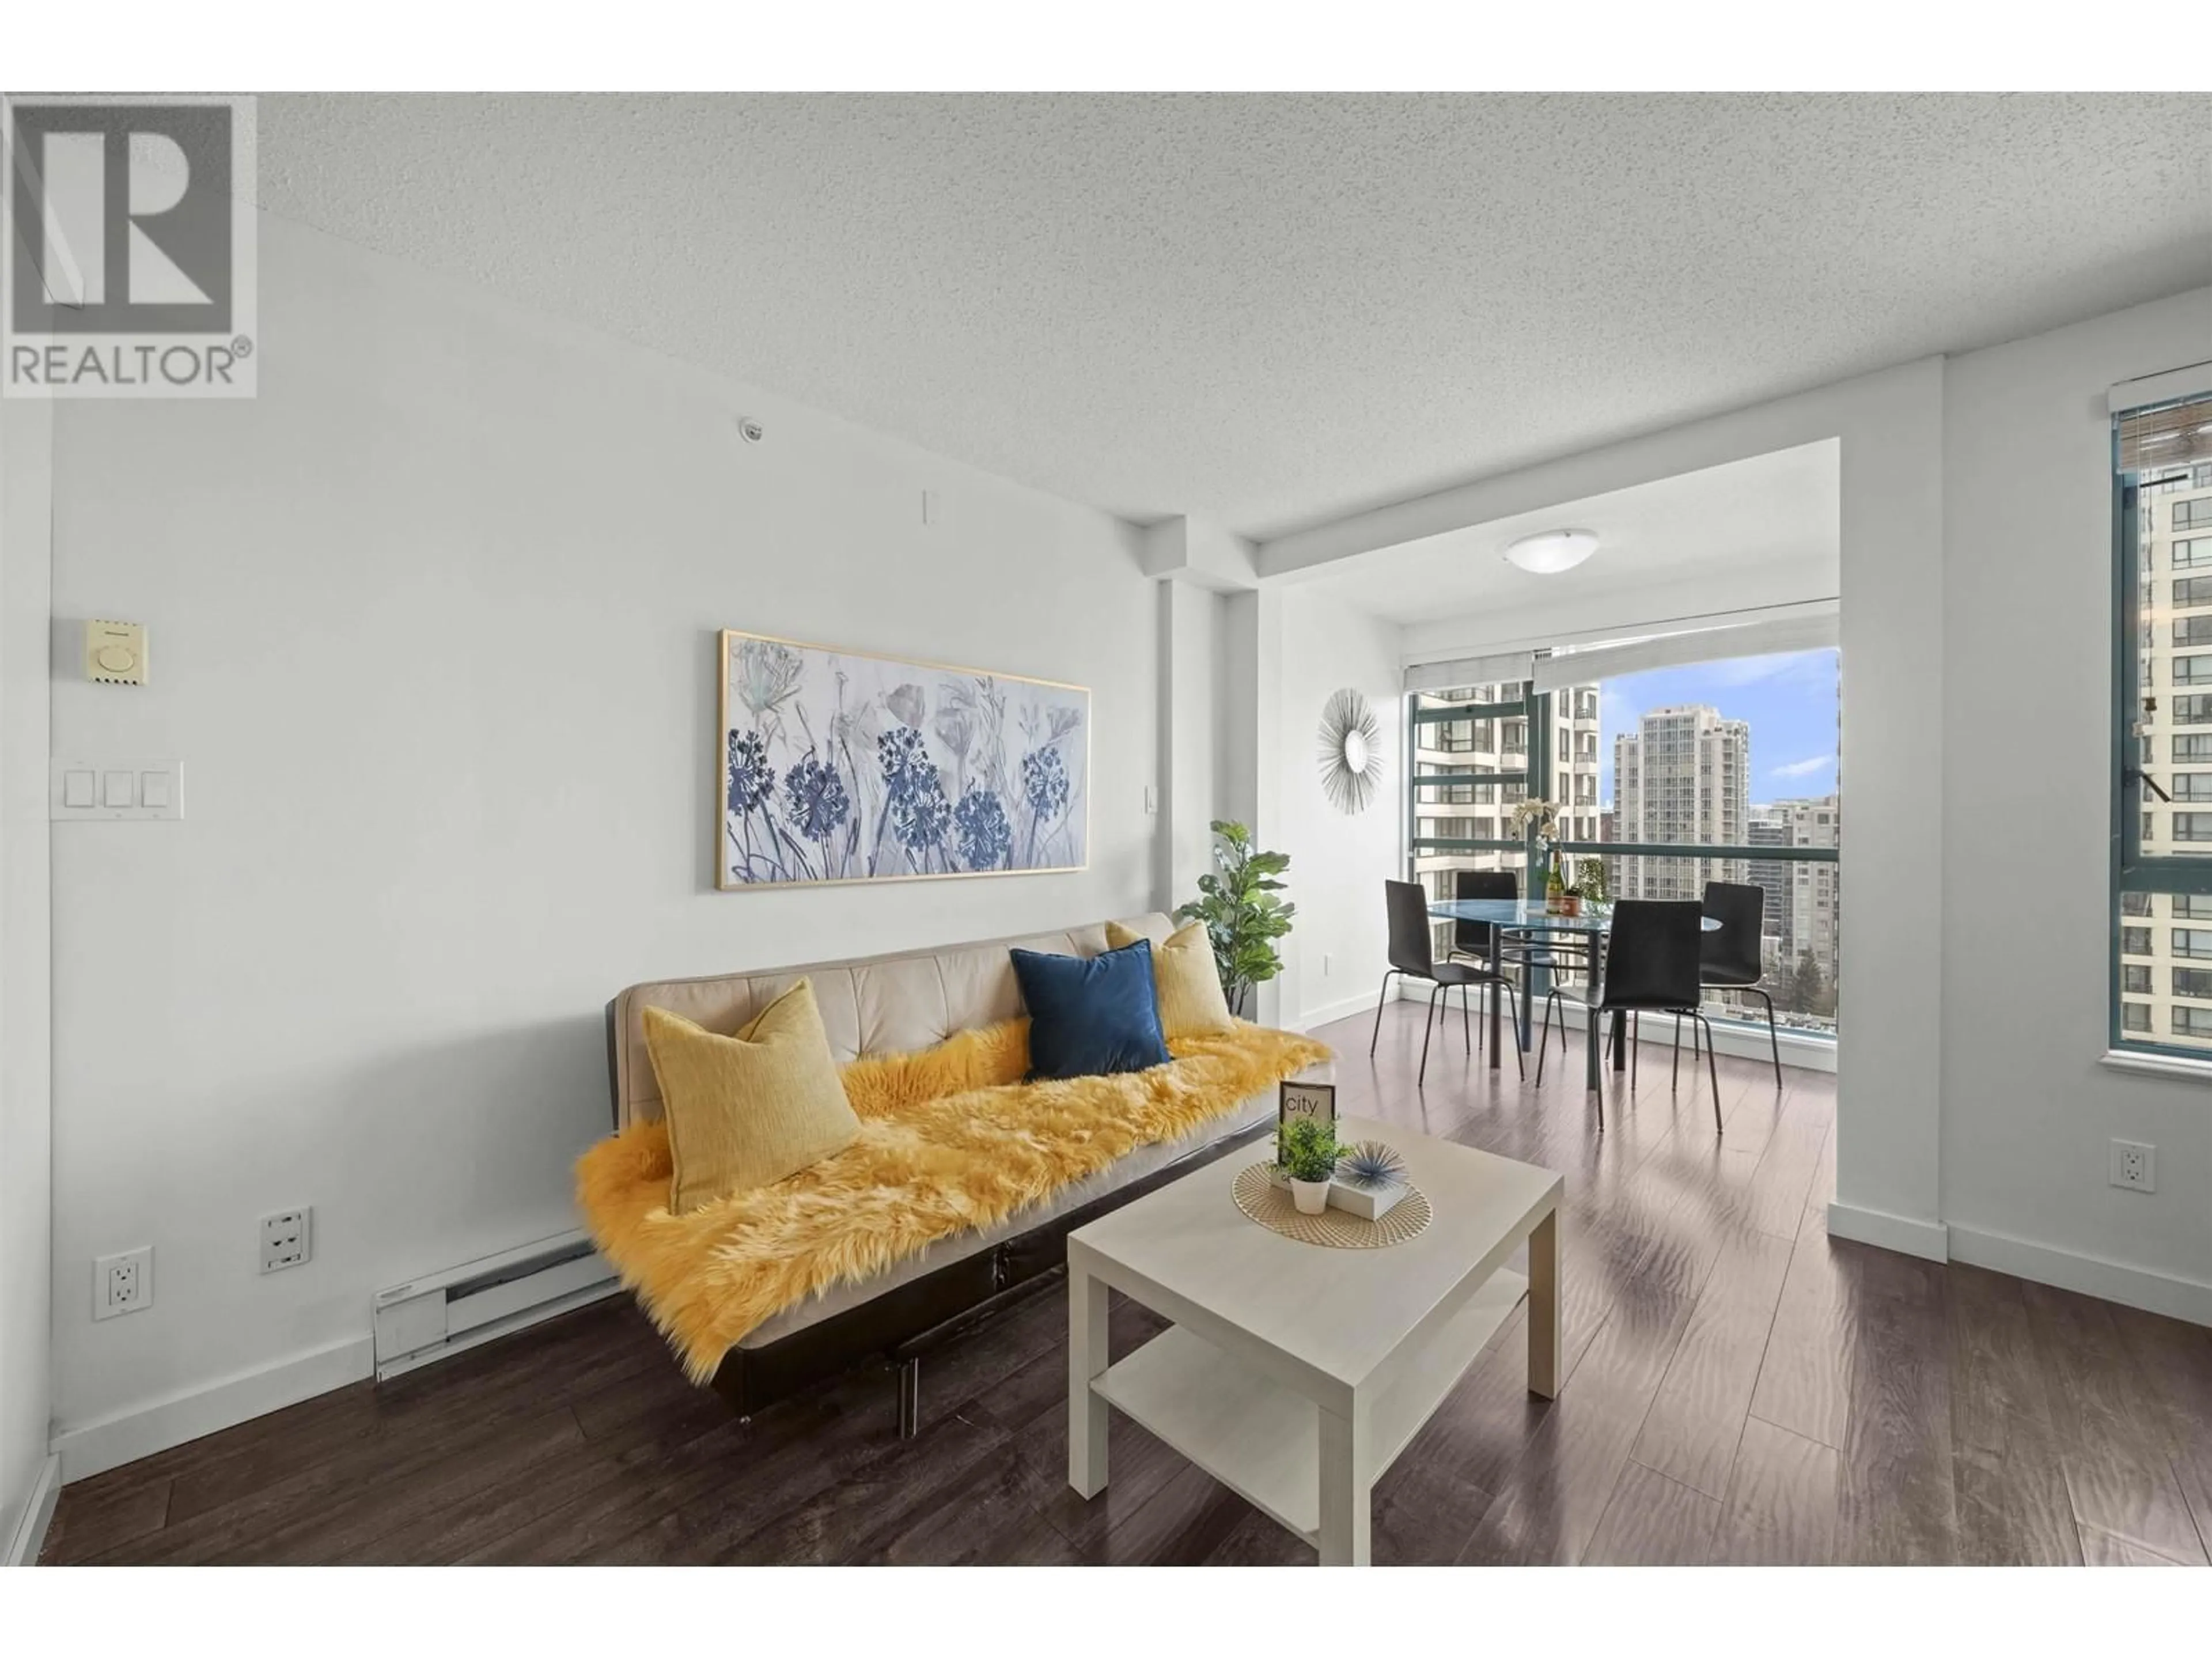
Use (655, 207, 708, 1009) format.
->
(1267, 1171, 1410, 1221)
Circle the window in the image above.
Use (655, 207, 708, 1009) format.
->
(2173, 694, 2212, 726)
(2123, 891, 2154, 916)
(2176, 735, 2212, 762)
(2174, 967, 2212, 1000)
(2177, 499, 2212, 532)
(2124, 963, 2153, 993)
(2175, 813, 2212, 842)
(2175, 537, 2212, 570)
(2123, 926, 2153, 957)
(2176, 929, 2212, 959)
(1407, 681, 1539, 952)
(2179, 616, 2212, 646)
(2177, 575, 2212, 608)
(2177, 1006, 2212, 1037)
(2175, 774, 2212, 801)
(2123, 1002, 2152, 1033)
(2178, 893, 2212, 919)
(2175, 656, 2212, 685)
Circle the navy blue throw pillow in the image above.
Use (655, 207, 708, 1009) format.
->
(1009, 940, 1173, 1081)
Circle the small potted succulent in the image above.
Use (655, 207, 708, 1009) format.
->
(1276, 1116, 1342, 1215)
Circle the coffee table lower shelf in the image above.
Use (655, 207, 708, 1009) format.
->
(1088, 1268, 1529, 1546)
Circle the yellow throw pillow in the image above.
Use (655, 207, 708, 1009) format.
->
(643, 979, 859, 1213)
(1106, 920, 1236, 1039)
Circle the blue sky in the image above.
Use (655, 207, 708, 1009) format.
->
(1596, 649, 1839, 806)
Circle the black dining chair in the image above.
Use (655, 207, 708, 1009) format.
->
(1584, 899, 1722, 1133)
(1372, 880, 1523, 1085)
(1446, 868, 1517, 967)
(1455, 868, 1595, 1075)
(1699, 880, 1783, 1088)
(1444, 869, 1536, 1050)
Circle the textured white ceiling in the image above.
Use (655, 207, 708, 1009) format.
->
(255, 93, 2212, 538)
(1299, 441, 1839, 626)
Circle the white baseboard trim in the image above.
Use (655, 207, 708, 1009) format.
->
(1372, 982, 1836, 1073)
(1296, 989, 1387, 1032)
(1948, 1224, 2212, 1329)
(3, 1454, 62, 1567)
(52, 1332, 374, 1484)
(1826, 1201, 1951, 1263)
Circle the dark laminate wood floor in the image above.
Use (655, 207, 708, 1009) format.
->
(43, 1003, 2212, 1566)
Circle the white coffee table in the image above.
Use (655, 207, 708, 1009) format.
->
(1065, 1115, 1562, 1566)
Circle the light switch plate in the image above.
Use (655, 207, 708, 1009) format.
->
(51, 758, 182, 821)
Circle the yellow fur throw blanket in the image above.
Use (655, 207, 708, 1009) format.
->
(575, 1018, 1329, 1382)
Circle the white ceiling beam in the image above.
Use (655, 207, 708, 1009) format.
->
(1141, 514, 1259, 590)
(1255, 358, 1942, 585)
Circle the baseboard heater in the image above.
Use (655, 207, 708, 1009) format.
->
(372, 1230, 619, 1381)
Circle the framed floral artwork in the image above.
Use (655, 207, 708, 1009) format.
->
(718, 629, 1090, 890)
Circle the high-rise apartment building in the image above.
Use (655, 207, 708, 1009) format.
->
(1767, 795, 1841, 1020)
(1746, 806, 1792, 968)
(2121, 457, 2212, 1047)
(1408, 681, 1601, 936)
(1611, 704, 1749, 901)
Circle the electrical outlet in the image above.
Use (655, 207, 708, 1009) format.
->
(93, 1247, 153, 1320)
(261, 1207, 312, 1273)
(2109, 1141, 2156, 1194)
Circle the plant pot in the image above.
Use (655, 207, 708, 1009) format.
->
(1289, 1177, 1331, 1215)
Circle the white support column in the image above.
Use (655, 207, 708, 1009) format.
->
(1156, 578, 1224, 915)
(0, 393, 56, 1560)
(1218, 586, 1285, 1026)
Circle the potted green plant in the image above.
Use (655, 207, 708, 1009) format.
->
(1275, 1116, 1342, 1215)
(1575, 855, 1609, 907)
(1176, 819, 1296, 1017)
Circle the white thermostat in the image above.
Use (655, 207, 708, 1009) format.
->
(85, 619, 148, 685)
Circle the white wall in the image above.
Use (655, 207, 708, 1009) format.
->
(43, 210, 1159, 1465)
(1940, 287, 2212, 1313)
(1, 398, 56, 1550)
(1271, 589, 1404, 1031)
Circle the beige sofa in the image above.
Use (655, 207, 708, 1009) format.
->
(603, 911, 1283, 1431)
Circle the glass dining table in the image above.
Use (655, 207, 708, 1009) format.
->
(1425, 899, 1722, 1092)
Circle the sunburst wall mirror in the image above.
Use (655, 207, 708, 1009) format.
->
(1317, 687, 1385, 815)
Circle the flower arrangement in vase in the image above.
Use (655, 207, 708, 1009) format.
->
(1509, 798, 1565, 910)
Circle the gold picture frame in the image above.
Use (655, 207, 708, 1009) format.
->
(717, 627, 1092, 892)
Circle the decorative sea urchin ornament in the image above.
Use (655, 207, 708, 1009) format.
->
(1336, 1140, 1408, 1191)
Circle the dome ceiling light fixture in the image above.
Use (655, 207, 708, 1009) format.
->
(1502, 528, 1601, 575)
